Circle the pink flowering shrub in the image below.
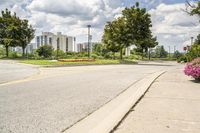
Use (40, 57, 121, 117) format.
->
(184, 57, 200, 80)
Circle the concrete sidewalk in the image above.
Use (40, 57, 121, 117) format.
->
(114, 67, 200, 133)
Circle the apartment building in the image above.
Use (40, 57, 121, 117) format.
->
(36, 32, 77, 52)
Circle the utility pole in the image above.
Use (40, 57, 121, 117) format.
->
(57, 38, 59, 60)
(87, 25, 91, 58)
(174, 45, 176, 53)
(26, 37, 28, 59)
(168, 46, 170, 58)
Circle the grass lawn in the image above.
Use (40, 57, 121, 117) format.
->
(20, 59, 137, 66)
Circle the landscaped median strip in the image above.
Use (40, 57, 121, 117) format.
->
(63, 71, 165, 133)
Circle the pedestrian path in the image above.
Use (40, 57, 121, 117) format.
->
(114, 67, 200, 133)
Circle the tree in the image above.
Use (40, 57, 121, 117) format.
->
(18, 19, 35, 57)
(153, 46, 168, 58)
(185, 0, 200, 21)
(37, 45, 54, 58)
(194, 34, 200, 44)
(122, 2, 158, 57)
(173, 50, 182, 59)
(93, 42, 103, 55)
(102, 2, 157, 59)
(0, 9, 35, 57)
(102, 18, 130, 59)
(0, 9, 19, 57)
(187, 44, 200, 60)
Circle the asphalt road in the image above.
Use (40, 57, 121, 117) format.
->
(0, 60, 179, 133)
(0, 60, 39, 84)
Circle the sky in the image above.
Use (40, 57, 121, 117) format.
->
(0, 0, 199, 52)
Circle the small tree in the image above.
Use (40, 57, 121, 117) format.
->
(37, 45, 54, 58)
(18, 19, 35, 57)
(154, 46, 168, 58)
(0, 9, 19, 57)
(0, 9, 35, 57)
(194, 34, 200, 44)
(102, 18, 130, 59)
(173, 50, 182, 59)
(185, 0, 200, 18)
(93, 43, 103, 55)
(122, 2, 158, 57)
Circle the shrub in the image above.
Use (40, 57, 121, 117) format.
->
(37, 45, 54, 58)
(9, 51, 20, 58)
(177, 55, 188, 63)
(188, 44, 200, 59)
(184, 57, 200, 80)
(52, 50, 65, 59)
(0, 46, 6, 57)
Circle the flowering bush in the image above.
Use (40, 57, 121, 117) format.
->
(184, 57, 200, 80)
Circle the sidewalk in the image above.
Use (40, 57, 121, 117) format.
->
(114, 67, 200, 133)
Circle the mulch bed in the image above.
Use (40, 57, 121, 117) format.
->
(58, 58, 95, 62)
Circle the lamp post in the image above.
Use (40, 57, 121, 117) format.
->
(168, 46, 171, 58)
(87, 25, 91, 58)
(57, 38, 59, 60)
(26, 37, 28, 59)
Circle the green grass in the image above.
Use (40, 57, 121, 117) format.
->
(142, 58, 177, 61)
(19, 59, 137, 66)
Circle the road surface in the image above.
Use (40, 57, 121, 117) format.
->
(0, 60, 179, 133)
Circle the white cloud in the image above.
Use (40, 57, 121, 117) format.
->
(24, 0, 125, 43)
(0, 1, 199, 48)
(149, 3, 200, 52)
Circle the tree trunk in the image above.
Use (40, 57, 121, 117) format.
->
(148, 48, 151, 60)
(120, 48, 123, 60)
(6, 46, 9, 57)
(22, 47, 25, 57)
(113, 52, 116, 60)
(141, 49, 144, 60)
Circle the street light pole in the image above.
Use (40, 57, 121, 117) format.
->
(57, 38, 59, 60)
(168, 46, 170, 58)
(87, 25, 91, 58)
(26, 37, 28, 59)
(174, 45, 176, 53)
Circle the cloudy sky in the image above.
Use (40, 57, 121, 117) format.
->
(0, 0, 199, 51)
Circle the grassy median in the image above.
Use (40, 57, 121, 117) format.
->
(20, 59, 137, 66)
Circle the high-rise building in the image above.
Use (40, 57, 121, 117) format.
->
(36, 32, 77, 52)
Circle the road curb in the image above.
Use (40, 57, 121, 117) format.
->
(63, 71, 166, 133)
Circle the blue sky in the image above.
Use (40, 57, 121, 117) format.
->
(0, 0, 199, 52)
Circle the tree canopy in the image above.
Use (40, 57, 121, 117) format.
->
(0, 8, 35, 57)
(102, 2, 158, 59)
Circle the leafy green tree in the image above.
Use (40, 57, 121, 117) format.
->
(153, 46, 168, 58)
(0, 9, 35, 57)
(0, 9, 19, 57)
(0, 46, 6, 57)
(37, 45, 54, 58)
(122, 2, 158, 57)
(185, 0, 200, 22)
(93, 42, 103, 55)
(194, 34, 200, 44)
(102, 18, 129, 59)
(191, 1, 200, 16)
(18, 19, 35, 57)
(173, 50, 182, 58)
(186, 44, 200, 61)
(102, 2, 157, 59)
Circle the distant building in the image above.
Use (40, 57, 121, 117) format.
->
(11, 43, 36, 53)
(77, 43, 87, 52)
(77, 42, 95, 53)
(36, 32, 77, 52)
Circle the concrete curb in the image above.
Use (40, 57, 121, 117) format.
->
(63, 71, 165, 133)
